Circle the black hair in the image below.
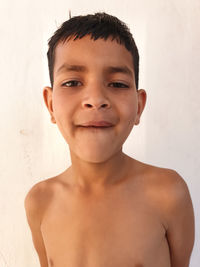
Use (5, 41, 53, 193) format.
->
(47, 12, 139, 89)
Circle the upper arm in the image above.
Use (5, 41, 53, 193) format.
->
(164, 171, 195, 267)
(24, 183, 49, 267)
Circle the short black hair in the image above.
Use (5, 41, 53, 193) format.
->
(47, 12, 139, 89)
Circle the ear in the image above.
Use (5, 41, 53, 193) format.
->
(43, 86, 56, 124)
(135, 89, 147, 125)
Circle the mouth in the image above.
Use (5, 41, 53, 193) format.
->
(77, 121, 114, 127)
(78, 125, 113, 129)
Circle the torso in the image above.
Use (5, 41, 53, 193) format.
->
(40, 161, 171, 267)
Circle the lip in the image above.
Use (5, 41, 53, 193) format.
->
(78, 121, 114, 127)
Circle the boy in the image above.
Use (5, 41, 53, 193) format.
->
(24, 12, 195, 267)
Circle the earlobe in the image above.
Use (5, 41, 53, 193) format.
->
(51, 116, 56, 124)
(43, 86, 56, 124)
(135, 118, 140, 125)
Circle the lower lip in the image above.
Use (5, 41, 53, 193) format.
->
(78, 126, 113, 130)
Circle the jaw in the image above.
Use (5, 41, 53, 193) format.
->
(68, 122, 134, 164)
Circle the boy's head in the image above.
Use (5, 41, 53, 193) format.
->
(47, 12, 139, 89)
(43, 12, 146, 163)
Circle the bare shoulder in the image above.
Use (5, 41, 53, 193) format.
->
(139, 162, 194, 228)
(136, 160, 190, 196)
(24, 179, 57, 267)
(24, 177, 57, 224)
(147, 165, 192, 208)
(132, 160, 193, 218)
(156, 167, 194, 230)
(25, 179, 50, 206)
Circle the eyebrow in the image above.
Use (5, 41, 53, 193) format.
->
(55, 63, 134, 78)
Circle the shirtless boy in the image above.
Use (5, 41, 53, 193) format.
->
(24, 12, 195, 267)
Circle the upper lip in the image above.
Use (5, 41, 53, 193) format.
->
(78, 121, 114, 127)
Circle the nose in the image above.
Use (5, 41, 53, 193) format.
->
(81, 85, 111, 110)
(82, 101, 110, 110)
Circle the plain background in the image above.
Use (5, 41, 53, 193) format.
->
(0, 0, 199, 266)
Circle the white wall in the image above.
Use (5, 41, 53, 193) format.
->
(0, 0, 199, 266)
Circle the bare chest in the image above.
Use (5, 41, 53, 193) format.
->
(41, 188, 170, 267)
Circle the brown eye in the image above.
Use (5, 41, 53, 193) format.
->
(109, 82, 129, 88)
(62, 80, 82, 87)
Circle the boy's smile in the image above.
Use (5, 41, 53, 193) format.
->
(43, 34, 146, 186)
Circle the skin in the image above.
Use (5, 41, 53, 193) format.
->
(24, 35, 195, 267)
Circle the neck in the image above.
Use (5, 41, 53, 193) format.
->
(66, 149, 132, 192)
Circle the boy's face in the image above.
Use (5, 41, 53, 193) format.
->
(43, 35, 146, 163)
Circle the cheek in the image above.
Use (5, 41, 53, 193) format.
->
(52, 93, 73, 127)
(119, 96, 138, 125)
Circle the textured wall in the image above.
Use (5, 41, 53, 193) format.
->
(0, 0, 199, 266)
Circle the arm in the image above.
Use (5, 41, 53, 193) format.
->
(24, 183, 49, 267)
(165, 171, 195, 267)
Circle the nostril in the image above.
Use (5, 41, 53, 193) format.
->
(82, 102, 110, 109)
(101, 104, 107, 108)
(85, 103, 93, 108)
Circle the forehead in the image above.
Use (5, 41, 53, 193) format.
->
(53, 35, 134, 75)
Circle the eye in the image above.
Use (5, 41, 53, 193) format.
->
(109, 82, 129, 88)
(61, 80, 82, 87)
